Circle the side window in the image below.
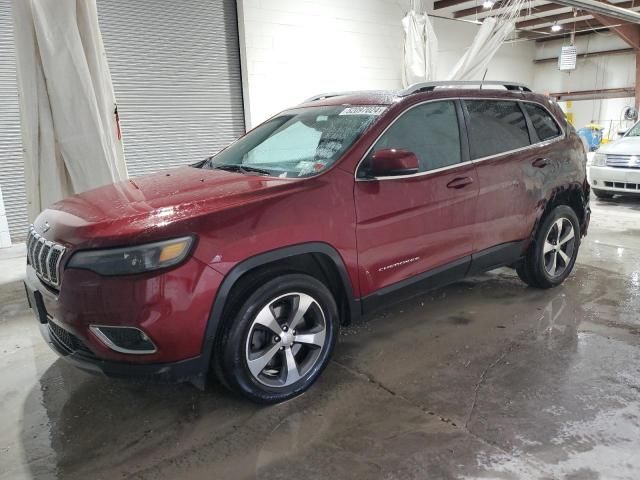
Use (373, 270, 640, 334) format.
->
(364, 100, 461, 175)
(464, 100, 531, 159)
(522, 103, 562, 141)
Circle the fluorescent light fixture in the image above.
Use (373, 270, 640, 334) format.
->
(482, 0, 495, 8)
(551, 23, 562, 32)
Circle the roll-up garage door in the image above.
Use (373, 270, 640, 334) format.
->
(0, 0, 244, 243)
(97, 0, 245, 176)
(0, 3, 28, 242)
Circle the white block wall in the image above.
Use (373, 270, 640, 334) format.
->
(533, 33, 636, 132)
(238, 0, 536, 127)
(0, 185, 12, 248)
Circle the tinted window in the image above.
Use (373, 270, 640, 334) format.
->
(363, 101, 461, 175)
(523, 103, 561, 141)
(465, 100, 531, 158)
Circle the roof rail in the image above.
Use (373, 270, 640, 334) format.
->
(400, 81, 532, 96)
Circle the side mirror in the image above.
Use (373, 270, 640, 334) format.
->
(369, 149, 419, 177)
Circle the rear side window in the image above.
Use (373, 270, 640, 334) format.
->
(522, 103, 562, 141)
(464, 100, 531, 159)
(365, 100, 461, 174)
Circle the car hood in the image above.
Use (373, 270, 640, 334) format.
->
(598, 136, 640, 155)
(38, 166, 301, 246)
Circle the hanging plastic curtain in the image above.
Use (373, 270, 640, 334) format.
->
(11, 0, 127, 221)
(402, 0, 438, 87)
(447, 0, 527, 81)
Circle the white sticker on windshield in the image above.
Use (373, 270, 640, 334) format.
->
(339, 106, 387, 116)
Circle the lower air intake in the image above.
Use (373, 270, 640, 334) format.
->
(90, 326, 157, 354)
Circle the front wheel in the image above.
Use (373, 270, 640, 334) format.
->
(217, 273, 338, 404)
(516, 205, 581, 289)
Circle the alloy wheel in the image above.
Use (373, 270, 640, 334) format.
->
(543, 217, 576, 278)
(245, 292, 327, 388)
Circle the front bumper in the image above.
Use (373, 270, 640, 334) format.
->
(39, 319, 207, 385)
(589, 166, 640, 194)
(24, 255, 224, 386)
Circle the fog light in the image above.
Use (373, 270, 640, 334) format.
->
(90, 326, 157, 354)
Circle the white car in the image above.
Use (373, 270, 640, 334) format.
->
(590, 121, 640, 198)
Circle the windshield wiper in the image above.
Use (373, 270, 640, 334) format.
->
(212, 164, 272, 176)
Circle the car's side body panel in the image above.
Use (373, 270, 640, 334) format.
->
(354, 162, 479, 296)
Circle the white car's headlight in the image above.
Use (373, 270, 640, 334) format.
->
(592, 153, 607, 166)
(68, 236, 194, 276)
(591, 153, 607, 167)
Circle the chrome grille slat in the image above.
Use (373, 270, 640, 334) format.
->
(605, 154, 640, 169)
(26, 226, 66, 288)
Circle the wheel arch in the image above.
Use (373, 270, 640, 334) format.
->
(528, 182, 590, 250)
(200, 242, 360, 375)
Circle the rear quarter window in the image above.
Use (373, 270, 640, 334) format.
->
(522, 103, 562, 141)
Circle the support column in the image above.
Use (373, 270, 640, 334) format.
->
(636, 51, 640, 110)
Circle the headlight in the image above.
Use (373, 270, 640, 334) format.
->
(68, 236, 194, 276)
(592, 153, 607, 166)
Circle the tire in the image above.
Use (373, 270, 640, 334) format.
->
(217, 273, 339, 404)
(517, 205, 581, 289)
(592, 189, 614, 199)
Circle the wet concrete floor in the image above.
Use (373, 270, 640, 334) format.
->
(1, 197, 640, 479)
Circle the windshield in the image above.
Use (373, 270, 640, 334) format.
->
(625, 121, 640, 137)
(199, 105, 385, 178)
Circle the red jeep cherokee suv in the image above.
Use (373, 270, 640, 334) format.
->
(25, 81, 590, 403)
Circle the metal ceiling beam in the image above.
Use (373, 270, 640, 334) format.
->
(454, 2, 562, 19)
(533, 27, 610, 41)
(516, 9, 589, 28)
(534, 47, 635, 62)
(433, 0, 471, 10)
(515, 1, 640, 29)
(587, 7, 640, 108)
(518, 18, 608, 37)
(591, 12, 640, 47)
(552, 0, 640, 23)
(549, 87, 635, 100)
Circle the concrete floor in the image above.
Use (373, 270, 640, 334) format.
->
(1, 198, 640, 480)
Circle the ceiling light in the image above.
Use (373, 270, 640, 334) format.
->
(551, 23, 562, 32)
(482, 0, 495, 9)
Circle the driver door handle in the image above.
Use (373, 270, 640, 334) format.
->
(447, 177, 474, 189)
(532, 157, 551, 168)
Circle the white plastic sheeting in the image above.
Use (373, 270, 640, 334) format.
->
(447, 0, 527, 81)
(401, 0, 438, 87)
(447, 17, 515, 81)
(11, 0, 126, 221)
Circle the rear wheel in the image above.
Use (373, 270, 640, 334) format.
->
(592, 188, 614, 199)
(217, 273, 338, 404)
(517, 206, 580, 289)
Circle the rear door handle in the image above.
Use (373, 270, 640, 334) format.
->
(532, 158, 551, 168)
(447, 177, 474, 189)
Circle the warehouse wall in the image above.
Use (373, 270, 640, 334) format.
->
(238, 0, 535, 127)
(532, 33, 636, 136)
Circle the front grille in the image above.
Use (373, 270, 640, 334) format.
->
(606, 154, 640, 169)
(27, 226, 66, 288)
(604, 181, 640, 191)
(48, 321, 95, 357)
